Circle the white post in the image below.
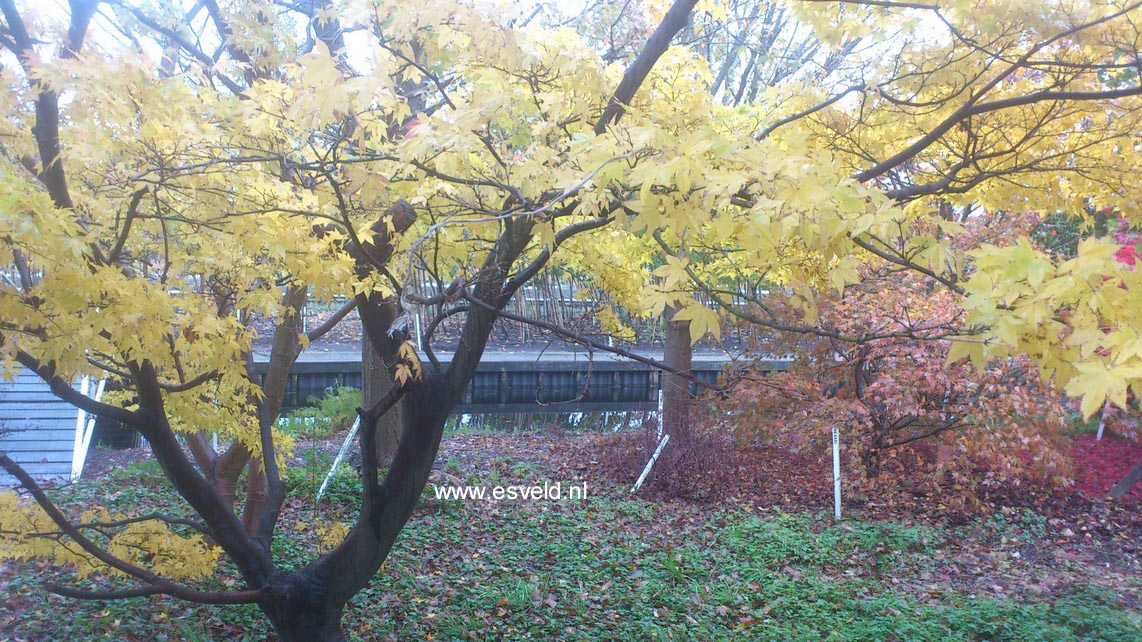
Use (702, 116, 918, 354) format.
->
(71, 377, 90, 481)
(72, 378, 106, 481)
(413, 307, 423, 349)
(655, 387, 664, 440)
(317, 416, 361, 501)
(1095, 400, 1110, 441)
(631, 433, 670, 494)
(832, 427, 842, 520)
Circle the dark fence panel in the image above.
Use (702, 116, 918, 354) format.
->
(252, 354, 783, 414)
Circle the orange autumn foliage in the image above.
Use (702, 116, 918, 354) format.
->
(724, 264, 1070, 487)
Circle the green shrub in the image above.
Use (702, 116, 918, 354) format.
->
(278, 386, 361, 439)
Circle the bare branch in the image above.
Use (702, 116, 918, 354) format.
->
(44, 582, 264, 604)
(802, 0, 939, 9)
(108, 0, 246, 95)
(854, 1, 1142, 183)
(305, 297, 357, 343)
(11, 248, 33, 292)
(108, 187, 149, 265)
(650, 232, 976, 343)
(14, 349, 138, 426)
(73, 512, 208, 535)
(504, 214, 615, 296)
(756, 84, 866, 140)
(850, 234, 966, 295)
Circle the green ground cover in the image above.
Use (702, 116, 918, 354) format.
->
(2, 446, 1138, 642)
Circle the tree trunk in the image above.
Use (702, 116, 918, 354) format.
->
(261, 570, 350, 642)
(661, 304, 693, 444)
(240, 285, 305, 535)
(863, 447, 882, 479)
(270, 617, 346, 642)
(242, 466, 268, 534)
(1108, 460, 1142, 500)
(362, 336, 402, 468)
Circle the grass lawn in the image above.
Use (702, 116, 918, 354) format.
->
(1, 432, 1139, 641)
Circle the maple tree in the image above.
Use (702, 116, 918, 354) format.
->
(567, 0, 853, 446)
(729, 204, 1142, 495)
(0, 0, 698, 638)
(567, 0, 1142, 481)
(726, 258, 1070, 487)
(0, 0, 1140, 640)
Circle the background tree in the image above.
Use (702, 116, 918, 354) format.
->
(727, 251, 1069, 487)
(621, 0, 1142, 445)
(562, 0, 857, 455)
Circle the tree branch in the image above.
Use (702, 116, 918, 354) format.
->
(108, 187, 149, 266)
(0, 454, 264, 605)
(358, 379, 408, 498)
(128, 361, 273, 587)
(849, 234, 966, 295)
(14, 349, 138, 426)
(251, 286, 306, 549)
(44, 582, 265, 604)
(756, 83, 866, 140)
(594, 0, 699, 134)
(503, 214, 615, 296)
(305, 297, 357, 343)
(71, 512, 208, 536)
(11, 248, 34, 292)
(109, 1, 246, 95)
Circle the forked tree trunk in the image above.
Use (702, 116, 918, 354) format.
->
(259, 216, 538, 641)
(260, 374, 452, 642)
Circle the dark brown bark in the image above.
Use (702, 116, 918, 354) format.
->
(184, 431, 217, 474)
(258, 220, 538, 641)
(212, 442, 251, 506)
(661, 304, 694, 443)
(260, 571, 352, 642)
(241, 468, 269, 535)
(129, 362, 274, 587)
(362, 335, 402, 467)
(349, 197, 417, 468)
(1108, 461, 1142, 500)
(241, 286, 306, 538)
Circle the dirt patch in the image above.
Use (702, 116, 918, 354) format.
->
(81, 445, 154, 479)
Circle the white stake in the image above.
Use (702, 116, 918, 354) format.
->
(1095, 399, 1110, 441)
(71, 376, 91, 481)
(631, 433, 670, 494)
(317, 416, 361, 501)
(832, 427, 841, 520)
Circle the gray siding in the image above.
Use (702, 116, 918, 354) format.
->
(0, 368, 80, 485)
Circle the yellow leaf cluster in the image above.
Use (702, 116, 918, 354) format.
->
(0, 492, 220, 580)
(963, 238, 1142, 418)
